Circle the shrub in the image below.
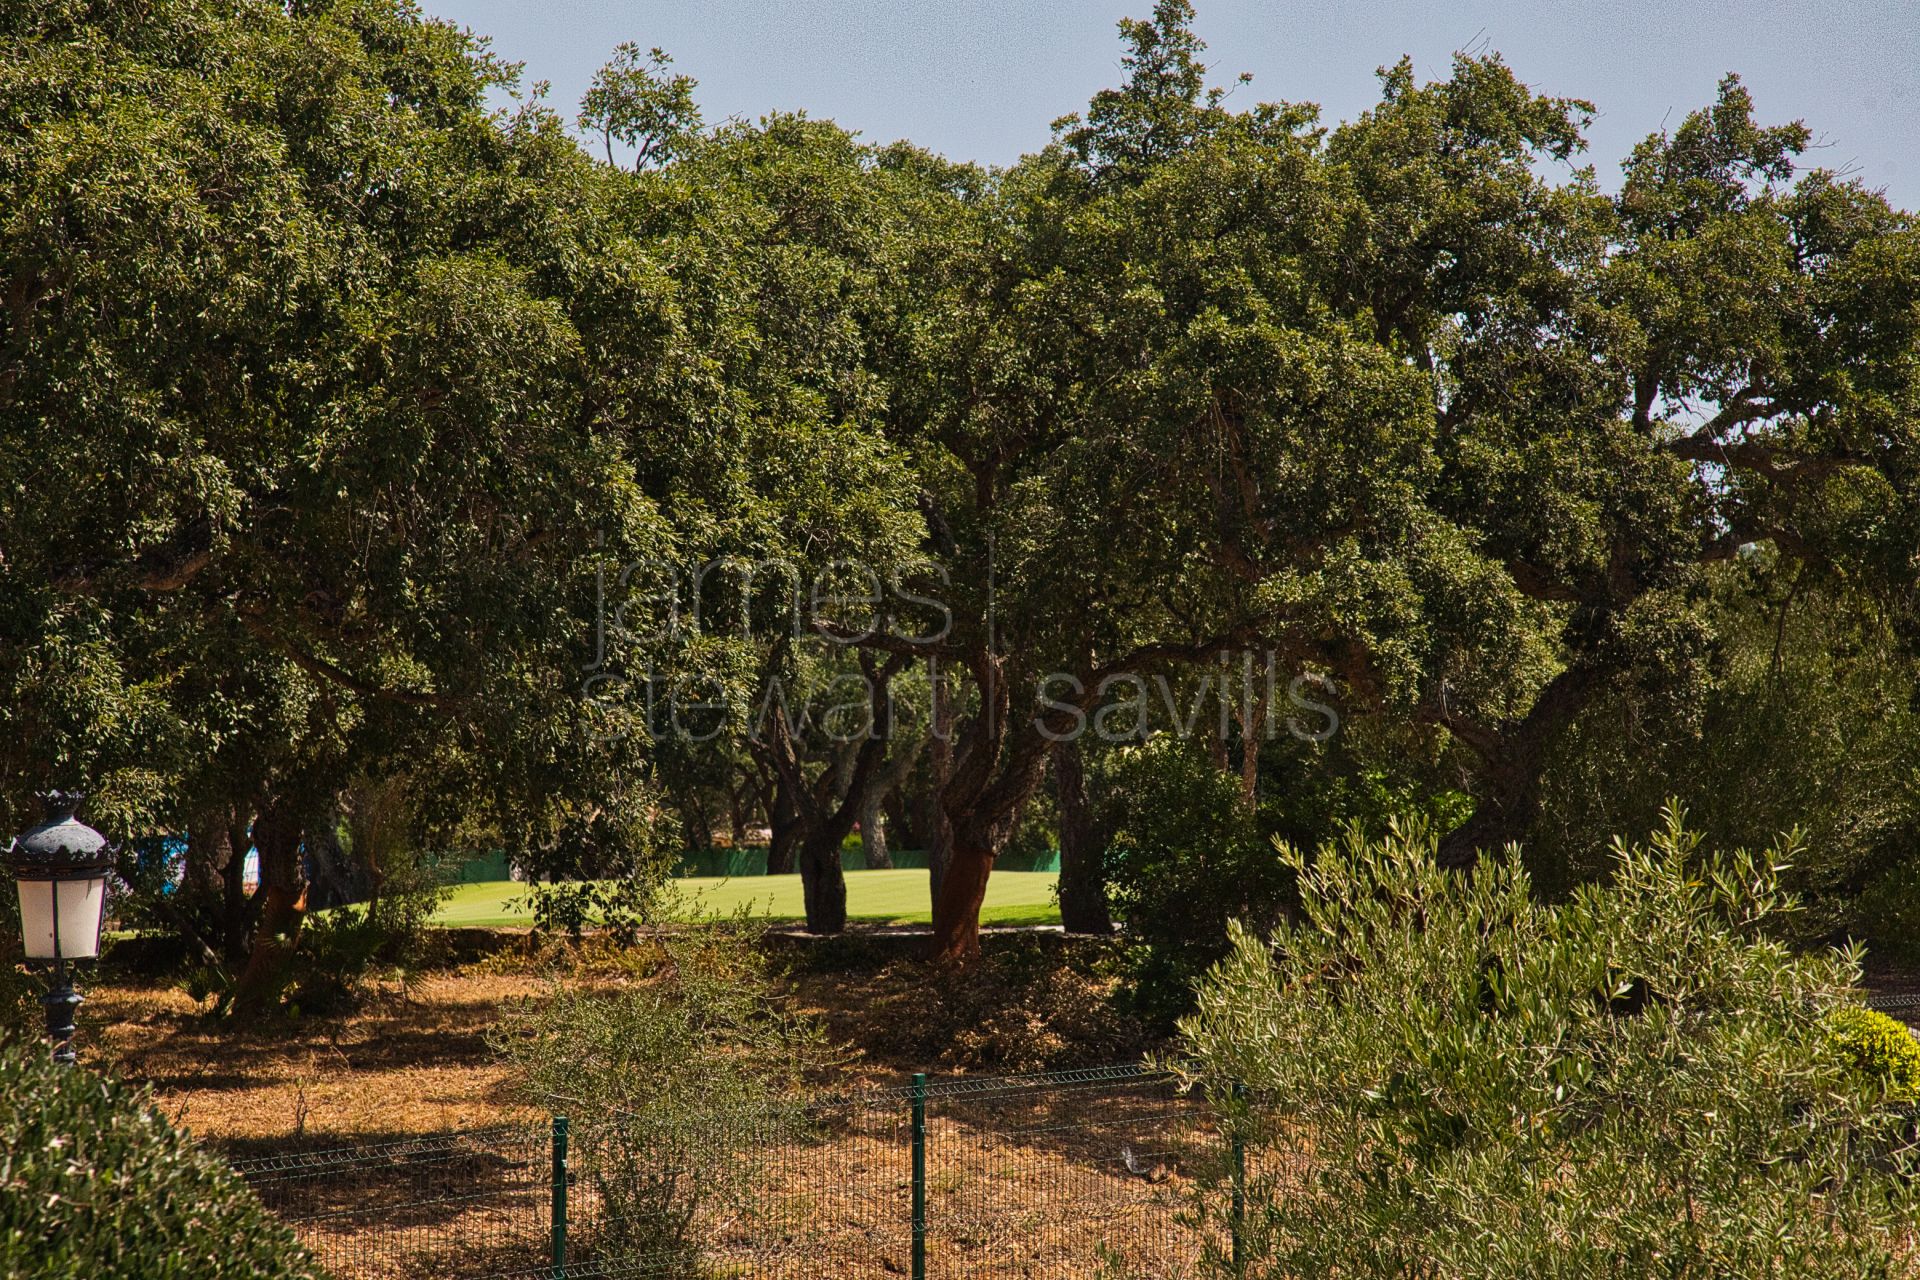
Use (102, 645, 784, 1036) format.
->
(1854, 855, 1920, 965)
(0, 1036, 327, 1279)
(1827, 1005, 1920, 1102)
(1100, 730, 1463, 1026)
(514, 874, 660, 943)
(1178, 808, 1920, 1280)
(196, 853, 451, 1018)
(284, 874, 449, 1014)
(490, 921, 837, 1275)
(279, 799, 454, 1012)
(1101, 738, 1286, 1025)
(0, 877, 35, 1036)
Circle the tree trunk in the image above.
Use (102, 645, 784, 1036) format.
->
(883, 785, 919, 854)
(856, 731, 925, 873)
(1052, 739, 1111, 935)
(767, 778, 801, 875)
(925, 827, 951, 909)
(930, 823, 995, 963)
(923, 652, 1052, 960)
(1237, 654, 1266, 805)
(1434, 663, 1607, 869)
(790, 740, 883, 935)
(160, 815, 233, 967)
(1206, 721, 1230, 772)
(304, 814, 361, 911)
(773, 655, 908, 934)
(859, 794, 893, 869)
(922, 662, 953, 910)
(798, 829, 849, 934)
(1436, 762, 1543, 869)
(184, 815, 226, 896)
(232, 802, 307, 1015)
(222, 805, 256, 961)
(727, 780, 750, 847)
(682, 790, 714, 853)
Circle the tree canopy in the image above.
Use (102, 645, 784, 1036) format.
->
(4, 0, 1918, 974)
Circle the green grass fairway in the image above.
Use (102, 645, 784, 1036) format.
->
(431, 869, 1060, 929)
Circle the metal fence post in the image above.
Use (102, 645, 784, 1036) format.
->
(551, 1115, 569, 1280)
(911, 1072, 928, 1280)
(1230, 1082, 1247, 1277)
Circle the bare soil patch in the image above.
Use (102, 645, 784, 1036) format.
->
(89, 970, 547, 1144)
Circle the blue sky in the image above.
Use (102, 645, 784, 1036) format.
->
(419, 0, 1918, 205)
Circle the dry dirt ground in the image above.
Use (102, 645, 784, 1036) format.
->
(89, 969, 545, 1144)
(86, 929, 1151, 1146)
(83, 938, 1213, 1279)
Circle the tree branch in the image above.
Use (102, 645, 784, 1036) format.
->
(238, 616, 455, 710)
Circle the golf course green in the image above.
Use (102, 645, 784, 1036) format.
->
(430, 868, 1061, 929)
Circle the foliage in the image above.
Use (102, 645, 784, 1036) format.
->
(0, 1036, 327, 1280)
(1055, 0, 1244, 182)
(6, 0, 1920, 973)
(0, 881, 33, 1038)
(490, 922, 837, 1273)
(1533, 571, 1920, 950)
(1179, 809, 1920, 1279)
(0, 0, 691, 1008)
(1100, 724, 1480, 1023)
(513, 875, 664, 944)
(1100, 738, 1281, 1024)
(1854, 868, 1920, 966)
(281, 877, 450, 1015)
(1826, 1006, 1920, 1103)
(578, 42, 702, 170)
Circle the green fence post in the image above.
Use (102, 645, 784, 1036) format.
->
(551, 1115, 569, 1280)
(1230, 1082, 1246, 1278)
(911, 1073, 928, 1280)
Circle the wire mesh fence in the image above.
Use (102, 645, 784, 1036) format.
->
(916, 1066, 1218, 1278)
(560, 1081, 916, 1278)
(234, 1125, 555, 1279)
(230, 1064, 1231, 1280)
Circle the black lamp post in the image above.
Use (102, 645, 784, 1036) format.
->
(6, 792, 114, 1066)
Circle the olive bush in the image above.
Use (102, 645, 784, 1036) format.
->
(490, 922, 836, 1275)
(1179, 809, 1920, 1279)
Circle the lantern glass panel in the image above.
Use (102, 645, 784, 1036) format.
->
(15, 875, 107, 960)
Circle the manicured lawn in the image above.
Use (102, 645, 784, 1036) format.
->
(431, 869, 1061, 929)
